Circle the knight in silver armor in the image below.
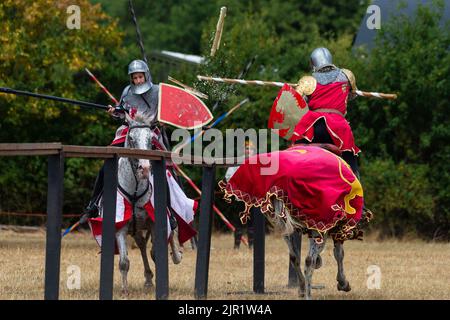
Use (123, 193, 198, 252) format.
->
(309, 47, 357, 99)
(297, 47, 357, 101)
(310, 47, 335, 72)
(307, 47, 370, 217)
(109, 60, 160, 126)
(295, 47, 359, 174)
(81, 60, 166, 223)
(128, 59, 153, 94)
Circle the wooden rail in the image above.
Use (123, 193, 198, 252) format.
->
(0, 143, 296, 300)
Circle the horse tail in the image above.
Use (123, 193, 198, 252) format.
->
(268, 198, 302, 236)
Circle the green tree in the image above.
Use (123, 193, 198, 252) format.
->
(0, 0, 129, 218)
(348, 0, 450, 238)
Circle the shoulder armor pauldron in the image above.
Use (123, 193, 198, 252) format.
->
(341, 68, 357, 93)
(295, 75, 317, 96)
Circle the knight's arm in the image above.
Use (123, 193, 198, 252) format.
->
(295, 75, 316, 102)
(341, 69, 358, 100)
(110, 86, 131, 122)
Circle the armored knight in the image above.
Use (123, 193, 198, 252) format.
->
(293, 47, 360, 177)
(80, 59, 171, 223)
(112, 60, 158, 125)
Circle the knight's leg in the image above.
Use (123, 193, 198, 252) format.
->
(304, 236, 326, 300)
(116, 226, 130, 295)
(333, 240, 351, 292)
(80, 142, 124, 224)
(342, 151, 360, 179)
(79, 165, 104, 224)
(312, 118, 334, 144)
(90, 166, 105, 200)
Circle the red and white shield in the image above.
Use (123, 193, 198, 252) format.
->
(158, 83, 213, 129)
(268, 83, 309, 140)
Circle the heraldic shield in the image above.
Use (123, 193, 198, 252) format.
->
(158, 83, 213, 129)
(268, 83, 309, 140)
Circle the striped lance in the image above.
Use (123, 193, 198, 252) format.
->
(197, 75, 397, 100)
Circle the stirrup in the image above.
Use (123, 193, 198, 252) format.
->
(79, 202, 99, 224)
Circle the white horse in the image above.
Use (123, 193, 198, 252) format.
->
(268, 199, 370, 300)
(101, 111, 182, 295)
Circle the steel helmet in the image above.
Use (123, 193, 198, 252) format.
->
(128, 59, 153, 94)
(310, 47, 335, 72)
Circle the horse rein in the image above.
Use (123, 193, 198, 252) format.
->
(121, 124, 156, 235)
(124, 123, 154, 197)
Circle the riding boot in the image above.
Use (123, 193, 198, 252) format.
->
(80, 165, 104, 224)
(79, 200, 99, 224)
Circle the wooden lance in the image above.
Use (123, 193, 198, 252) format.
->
(197, 75, 398, 100)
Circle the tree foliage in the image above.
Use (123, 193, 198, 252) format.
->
(0, 0, 128, 217)
(0, 0, 448, 239)
(348, 0, 450, 239)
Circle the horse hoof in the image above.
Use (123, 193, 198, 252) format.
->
(144, 282, 154, 291)
(171, 251, 183, 264)
(121, 289, 130, 296)
(337, 281, 351, 292)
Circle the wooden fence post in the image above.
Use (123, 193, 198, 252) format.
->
(99, 156, 118, 300)
(194, 165, 216, 299)
(253, 207, 265, 293)
(152, 158, 169, 300)
(44, 152, 64, 300)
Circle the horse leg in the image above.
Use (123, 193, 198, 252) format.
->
(169, 226, 183, 264)
(284, 232, 306, 297)
(189, 222, 198, 250)
(116, 226, 130, 296)
(273, 198, 306, 297)
(333, 240, 351, 292)
(133, 225, 154, 290)
(304, 236, 326, 300)
(149, 222, 156, 263)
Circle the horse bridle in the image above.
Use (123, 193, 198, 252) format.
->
(120, 125, 154, 230)
(117, 124, 157, 235)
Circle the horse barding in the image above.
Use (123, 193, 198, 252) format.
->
(87, 110, 198, 294)
(219, 144, 372, 300)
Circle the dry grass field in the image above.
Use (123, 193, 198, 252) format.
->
(0, 229, 449, 300)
